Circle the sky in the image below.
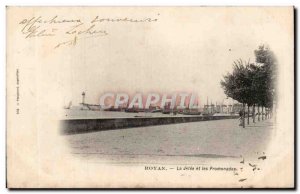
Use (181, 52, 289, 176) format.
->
(50, 7, 293, 107)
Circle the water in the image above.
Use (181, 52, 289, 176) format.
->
(63, 109, 207, 120)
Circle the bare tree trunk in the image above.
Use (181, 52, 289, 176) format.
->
(243, 103, 245, 128)
(247, 105, 250, 125)
(257, 106, 260, 121)
(271, 107, 273, 119)
(252, 104, 256, 123)
(262, 107, 264, 120)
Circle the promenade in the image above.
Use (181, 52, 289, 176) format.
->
(66, 118, 275, 164)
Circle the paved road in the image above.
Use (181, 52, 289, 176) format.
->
(65, 118, 275, 164)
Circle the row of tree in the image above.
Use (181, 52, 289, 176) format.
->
(220, 45, 277, 128)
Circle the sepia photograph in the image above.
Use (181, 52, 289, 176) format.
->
(6, 6, 294, 188)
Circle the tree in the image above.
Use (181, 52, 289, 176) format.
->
(254, 45, 277, 118)
(245, 63, 263, 121)
(220, 59, 253, 128)
(245, 63, 259, 123)
(220, 45, 277, 127)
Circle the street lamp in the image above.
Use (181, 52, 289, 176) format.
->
(82, 91, 85, 104)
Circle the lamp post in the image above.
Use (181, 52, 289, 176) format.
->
(82, 92, 85, 104)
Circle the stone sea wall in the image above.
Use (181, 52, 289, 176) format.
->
(60, 115, 239, 135)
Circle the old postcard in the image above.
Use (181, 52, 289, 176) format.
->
(6, 6, 294, 188)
